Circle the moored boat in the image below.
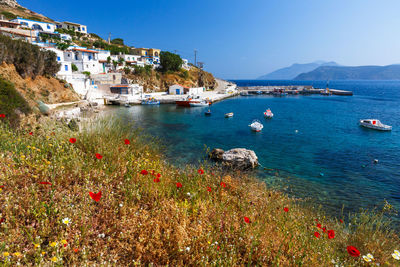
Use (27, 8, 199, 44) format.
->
(205, 110, 212, 116)
(141, 98, 160, 105)
(249, 119, 263, 132)
(240, 91, 251, 96)
(190, 100, 210, 107)
(225, 112, 234, 118)
(264, 108, 273, 118)
(359, 119, 392, 131)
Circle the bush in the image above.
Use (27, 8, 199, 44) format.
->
(160, 51, 182, 72)
(71, 64, 78, 72)
(0, 77, 31, 125)
(180, 69, 189, 79)
(111, 38, 124, 46)
(1, 11, 17, 19)
(123, 67, 131, 75)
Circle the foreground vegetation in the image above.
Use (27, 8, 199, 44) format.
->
(0, 117, 399, 266)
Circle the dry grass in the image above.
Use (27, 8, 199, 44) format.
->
(0, 117, 399, 266)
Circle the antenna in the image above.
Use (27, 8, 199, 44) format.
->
(108, 33, 111, 44)
(194, 49, 197, 66)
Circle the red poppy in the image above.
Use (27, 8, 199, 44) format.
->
(284, 207, 289, 212)
(69, 138, 77, 144)
(327, 230, 335, 239)
(153, 177, 160, 183)
(207, 186, 212, 192)
(220, 182, 226, 188)
(151, 170, 155, 175)
(0, 217, 5, 224)
(140, 170, 148, 175)
(95, 153, 103, 159)
(314, 232, 320, 238)
(89, 191, 102, 202)
(198, 169, 204, 174)
(315, 219, 318, 222)
(0, 185, 4, 189)
(63, 244, 68, 247)
(29, 132, 33, 135)
(0, 114, 5, 118)
(176, 182, 182, 188)
(339, 219, 343, 223)
(124, 139, 130, 145)
(217, 245, 220, 250)
(347, 246, 360, 257)
(316, 223, 322, 229)
(156, 173, 161, 178)
(244, 217, 251, 223)
(39, 182, 52, 185)
(322, 227, 327, 233)
(73, 248, 79, 253)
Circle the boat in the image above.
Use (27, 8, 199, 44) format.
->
(205, 110, 212, 116)
(256, 91, 262, 95)
(225, 112, 234, 118)
(264, 108, 273, 118)
(321, 81, 332, 96)
(249, 119, 263, 132)
(190, 101, 210, 107)
(359, 119, 392, 131)
(240, 91, 251, 96)
(141, 98, 160, 105)
(124, 102, 130, 107)
(176, 96, 207, 107)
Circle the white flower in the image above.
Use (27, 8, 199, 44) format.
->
(98, 233, 105, 238)
(119, 203, 123, 207)
(362, 255, 372, 262)
(392, 253, 400, 260)
(395, 250, 400, 256)
(62, 217, 71, 225)
(366, 253, 374, 260)
(185, 247, 190, 252)
(186, 192, 191, 197)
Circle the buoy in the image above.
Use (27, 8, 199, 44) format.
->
(374, 159, 379, 164)
(361, 164, 366, 168)
(319, 172, 324, 176)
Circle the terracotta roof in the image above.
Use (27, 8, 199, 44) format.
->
(110, 85, 131, 88)
(176, 84, 189, 89)
(99, 60, 108, 63)
(72, 48, 99, 53)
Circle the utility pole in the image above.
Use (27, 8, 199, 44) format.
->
(194, 49, 197, 67)
(108, 33, 111, 44)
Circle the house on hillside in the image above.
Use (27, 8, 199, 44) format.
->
(0, 27, 38, 42)
(64, 47, 103, 74)
(119, 54, 145, 67)
(11, 17, 56, 33)
(168, 84, 189, 95)
(134, 48, 161, 65)
(43, 47, 72, 76)
(97, 50, 111, 73)
(55, 21, 87, 34)
(0, 19, 20, 29)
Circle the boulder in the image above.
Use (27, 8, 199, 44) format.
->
(210, 148, 258, 170)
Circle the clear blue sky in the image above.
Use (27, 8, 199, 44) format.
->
(19, 0, 400, 79)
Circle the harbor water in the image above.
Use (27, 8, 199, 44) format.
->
(109, 80, 400, 223)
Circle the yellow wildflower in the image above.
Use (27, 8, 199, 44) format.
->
(61, 166, 64, 169)
(50, 241, 57, 247)
(62, 217, 71, 225)
(3, 252, 9, 257)
(41, 252, 46, 255)
(395, 250, 400, 256)
(392, 253, 400, 260)
(34, 243, 40, 249)
(13, 252, 22, 257)
(61, 240, 67, 245)
(51, 256, 58, 262)
(20, 155, 25, 159)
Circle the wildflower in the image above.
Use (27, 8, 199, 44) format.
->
(220, 182, 226, 188)
(34, 243, 40, 249)
(339, 219, 344, 223)
(73, 248, 79, 253)
(0, 113, 5, 118)
(98, 233, 105, 238)
(198, 169, 204, 174)
(153, 177, 160, 183)
(140, 170, 148, 175)
(124, 139, 130, 145)
(62, 217, 71, 225)
(394, 250, 400, 256)
(185, 247, 190, 252)
(244, 217, 251, 224)
(39, 181, 52, 185)
(362, 253, 374, 262)
(314, 232, 320, 238)
(95, 153, 103, 159)
(316, 223, 322, 229)
(41, 252, 46, 256)
(327, 230, 335, 239)
(186, 192, 191, 197)
(347, 246, 360, 257)
(156, 173, 161, 178)
(89, 191, 102, 202)
(217, 245, 220, 250)
(14, 252, 22, 257)
(69, 138, 77, 144)
(176, 182, 182, 188)
(322, 227, 327, 233)
(207, 186, 212, 192)
(29, 132, 33, 135)
(3, 252, 9, 257)
(119, 203, 123, 207)
(61, 240, 68, 247)
(51, 256, 58, 262)
(284, 207, 289, 212)
(393, 250, 400, 260)
(50, 242, 57, 247)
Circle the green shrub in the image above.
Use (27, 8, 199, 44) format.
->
(71, 64, 78, 72)
(111, 38, 124, 46)
(160, 51, 183, 72)
(1, 11, 17, 19)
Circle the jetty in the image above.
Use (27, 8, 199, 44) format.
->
(238, 86, 353, 96)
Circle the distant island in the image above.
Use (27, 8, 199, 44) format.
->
(257, 61, 339, 80)
(294, 64, 400, 80)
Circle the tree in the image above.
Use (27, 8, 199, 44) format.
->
(71, 64, 78, 72)
(160, 51, 183, 72)
(111, 38, 124, 46)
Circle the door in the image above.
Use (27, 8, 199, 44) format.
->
(176, 89, 180, 95)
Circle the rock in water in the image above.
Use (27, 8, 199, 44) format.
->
(210, 148, 258, 170)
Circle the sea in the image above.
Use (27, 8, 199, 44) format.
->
(109, 80, 400, 223)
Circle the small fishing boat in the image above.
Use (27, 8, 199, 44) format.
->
(190, 100, 210, 107)
(240, 91, 251, 96)
(141, 98, 160, 105)
(359, 119, 392, 131)
(249, 119, 263, 132)
(225, 112, 234, 118)
(124, 102, 130, 107)
(264, 108, 273, 118)
(256, 91, 262, 95)
(205, 110, 212, 116)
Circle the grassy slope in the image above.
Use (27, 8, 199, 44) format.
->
(0, 117, 399, 266)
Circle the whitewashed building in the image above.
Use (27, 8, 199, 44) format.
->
(55, 21, 87, 34)
(11, 17, 56, 33)
(169, 84, 189, 95)
(64, 47, 103, 74)
(43, 47, 72, 75)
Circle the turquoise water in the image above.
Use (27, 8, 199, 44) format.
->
(110, 80, 400, 222)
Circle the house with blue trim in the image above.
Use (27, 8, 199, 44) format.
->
(11, 17, 56, 33)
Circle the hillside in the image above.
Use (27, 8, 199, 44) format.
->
(257, 61, 339, 80)
(294, 65, 400, 80)
(0, 0, 53, 22)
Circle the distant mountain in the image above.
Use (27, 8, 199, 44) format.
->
(257, 61, 339, 80)
(294, 65, 400, 80)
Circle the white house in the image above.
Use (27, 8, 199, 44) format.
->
(59, 33, 72, 41)
(182, 59, 190, 70)
(97, 50, 111, 73)
(11, 17, 56, 33)
(43, 47, 72, 75)
(188, 87, 205, 95)
(55, 21, 87, 34)
(64, 47, 103, 74)
(169, 84, 189, 95)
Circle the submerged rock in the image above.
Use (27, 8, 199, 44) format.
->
(210, 148, 258, 170)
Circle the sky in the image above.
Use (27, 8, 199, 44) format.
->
(18, 0, 400, 79)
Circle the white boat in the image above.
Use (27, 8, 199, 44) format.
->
(225, 112, 234, 118)
(189, 101, 210, 107)
(264, 108, 273, 118)
(249, 119, 263, 132)
(359, 119, 392, 131)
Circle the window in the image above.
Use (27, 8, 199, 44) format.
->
(88, 55, 92, 60)
(47, 24, 50, 29)
(65, 65, 68, 71)
(82, 27, 85, 31)
(75, 54, 78, 60)
(57, 57, 60, 61)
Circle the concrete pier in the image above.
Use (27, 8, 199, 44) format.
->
(238, 85, 353, 96)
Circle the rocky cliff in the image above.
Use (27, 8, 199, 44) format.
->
(0, 0, 20, 8)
